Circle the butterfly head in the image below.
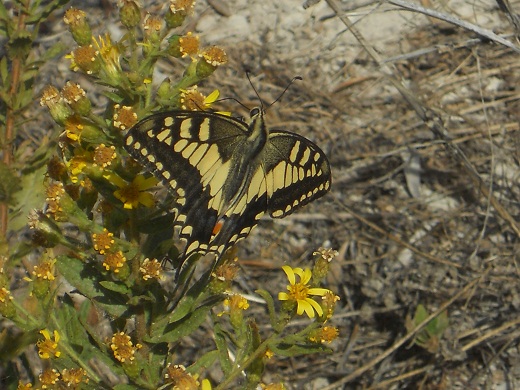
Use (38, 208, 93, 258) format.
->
(249, 107, 265, 120)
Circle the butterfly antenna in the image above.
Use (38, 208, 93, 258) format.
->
(217, 97, 250, 112)
(246, 71, 266, 110)
(267, 76, 302, 110)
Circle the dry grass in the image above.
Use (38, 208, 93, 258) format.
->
(202, 1, 520, 388)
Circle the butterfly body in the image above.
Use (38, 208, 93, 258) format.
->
(124, 109, 331, 261)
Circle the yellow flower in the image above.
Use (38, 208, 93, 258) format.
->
(17, 381, 33, 389)
(278, 266, 330, 318)
(180, 87, 220, 111)
(111, 174, 158, 209)
(179, 31, 200, 59)
(139, 258, 163, 281)
(37, 329, 61, 359)
(308, 325, 339, 344)
(61, 368, 89, 386)
(32, 259, 56, 281)
(102, 251, 127, 273)
(113, 104, 137, 130)
(92, 228, 115, 254)
(164, 364, 199, 389)
(93, 33, 122, 82)
(93, 144, 117, 168)
(110, 332, 142, 363)
(39, 368, 60, 387)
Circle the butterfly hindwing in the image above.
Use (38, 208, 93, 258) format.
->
(263, 130, 331, 218)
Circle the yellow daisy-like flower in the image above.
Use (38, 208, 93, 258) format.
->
(37, 329, 61, 359)
(111, 174, 158, 209)
(17, 380, 33, 389)
(93, 144, 117, 168)
(92, 228, 114, 254)
(278, 266, 330, 318)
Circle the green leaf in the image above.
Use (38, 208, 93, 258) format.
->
(56, 255, 128, 317)
(103, 90, 125, 104)
(188, 350, 219, 374)
(214, 323, 232, 375)
(167, 267, 210, 323)
(147, 297, 219, 344)
(269, 342, 331, 357)
(25, 0, 71, 24)
(99, 280, 131, 294)
(0, 161, 21, 204)
(114, 385, 138, 390)
(0, 2, 8, 22)
(255, 289, 277, 328)
(41, 41, 67, 61)
(9, 162, 46, 231)
(20, 68, 39, 83)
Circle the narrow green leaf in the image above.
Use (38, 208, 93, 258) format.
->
(255, 289, 277, 328)
(214, 323, 232, 375)
(113, 385, 138, 390)
(20, 68, 39, 83)
(41, 41, 67, 61)
(103, 90, 125, 104)
(268, 342, 331, 357)
(0, 2, 8, 22)
(99, 281, 131, 294)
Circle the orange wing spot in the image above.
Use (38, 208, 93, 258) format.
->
(212, 219, 225, 235)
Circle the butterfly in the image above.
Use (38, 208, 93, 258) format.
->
(124, 107, 331, 264)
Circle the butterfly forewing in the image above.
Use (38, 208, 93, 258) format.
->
(124, 109, 331, 261)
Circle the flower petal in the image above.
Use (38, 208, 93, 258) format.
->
(307, 298, 324, 317)
(300, 268, 313, 284)
(282, 265, 296, 285)
(278, 292, 289, 301)
(308, 287, 331, 296)
(297, 299, 314, 318)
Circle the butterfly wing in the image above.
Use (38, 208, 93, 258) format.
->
(263, 130, 331, 218)
(125, 110, 252, 257)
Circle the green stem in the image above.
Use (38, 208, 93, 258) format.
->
(215, 334, 281, 390)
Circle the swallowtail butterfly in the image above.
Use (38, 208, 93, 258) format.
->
(124, 107, 331, 262)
